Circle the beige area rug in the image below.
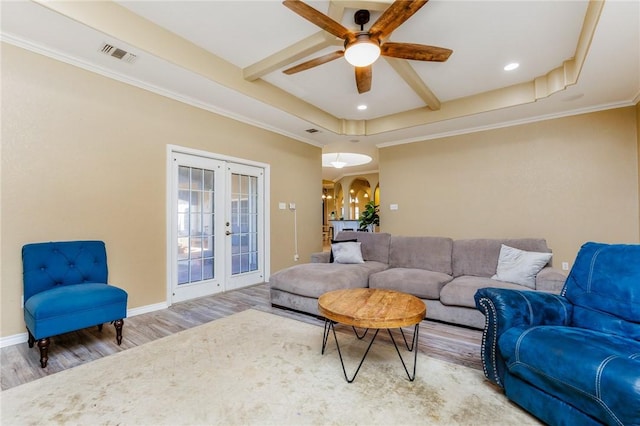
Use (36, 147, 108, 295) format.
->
(1, 309, 539, 425)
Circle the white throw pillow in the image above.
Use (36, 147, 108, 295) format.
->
(331, 241, 364, 264)
(491, 244, 552, 289)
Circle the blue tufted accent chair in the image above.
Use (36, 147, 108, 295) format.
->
(474, 242, 640, 426)
(22, 240, 128, 368)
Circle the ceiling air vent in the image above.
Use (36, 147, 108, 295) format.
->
(305, 128, 320, 133)
(99, 43, 138, 64)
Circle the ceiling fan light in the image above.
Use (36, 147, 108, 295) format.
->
(331, 161, 347, 169)
(344, 35, 380, 67)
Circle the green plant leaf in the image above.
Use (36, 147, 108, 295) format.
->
(358, 200, 380, 230)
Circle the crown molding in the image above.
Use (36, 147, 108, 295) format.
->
(376, 99, 637, 148)
(1, 32, 323, 148)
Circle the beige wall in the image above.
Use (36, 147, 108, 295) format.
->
(380, 107, 639, 268)
(0, 44, 321, 337)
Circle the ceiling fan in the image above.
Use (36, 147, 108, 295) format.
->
(282, 0, 452, 94)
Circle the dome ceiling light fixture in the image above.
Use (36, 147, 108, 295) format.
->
(322, 152, 372, 169)
(344, 10, 380, 67)
(331, 158, 347, 169)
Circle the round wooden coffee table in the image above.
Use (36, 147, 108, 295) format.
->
(318, 288, 426, 383)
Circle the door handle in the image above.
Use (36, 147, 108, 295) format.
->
(225, 231, 233, 236)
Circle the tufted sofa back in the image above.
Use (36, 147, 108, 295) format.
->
(563, 242, 640, 340)
(23, 241, 109, 301)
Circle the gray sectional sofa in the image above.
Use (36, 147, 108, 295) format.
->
(269, 231, 567, 329)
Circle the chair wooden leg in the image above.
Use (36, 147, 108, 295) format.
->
(37, 337, 50, 368)
(114, 319, 124, 345)
(27, 331, 35, 348)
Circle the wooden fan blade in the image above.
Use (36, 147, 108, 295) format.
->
(283, 1, 354, 41)
(381, 42, 452, 62)
(355, 66, 372, 94)
(369, 1, 429, 41)
(283, 50, 344, 74)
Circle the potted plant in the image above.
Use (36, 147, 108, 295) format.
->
(358, 200, 380, 231)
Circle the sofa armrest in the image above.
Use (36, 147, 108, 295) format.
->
(310, 251, 330, 263)
(474, 288, 573, 387)
(535, 266, 567, 293)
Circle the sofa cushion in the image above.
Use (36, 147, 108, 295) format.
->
(334, 231, 391, 264)
(492, 244, 552, 289)
(441, 276, 528, 308)
(452, 238, 550, 278)
(563, 242, 640, 340)
(369, 268, 452, 299)
(499, 326, 640, 426)
(23, 283, 128, 339)
(269, 261, 388, 299)
(388, 236, 453, 275)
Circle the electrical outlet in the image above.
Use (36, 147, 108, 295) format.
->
(294, 254, 300, 261)
(278, 202, 286, 210)
(562, 262, 569, 271)
(289, 203, 296, 210)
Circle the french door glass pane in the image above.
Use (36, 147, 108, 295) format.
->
(230, 173, 259, 275)
(177, 165, 215, 285)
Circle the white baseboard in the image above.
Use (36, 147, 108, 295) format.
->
(0, 301, 169, 349)
(0, 332, 29, 348)
(127, 302, 169, 318)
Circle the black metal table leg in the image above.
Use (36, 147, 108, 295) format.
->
(387, 323, 420, 381)
(322, 318, 379, 383)
(321, 318, 420, 383)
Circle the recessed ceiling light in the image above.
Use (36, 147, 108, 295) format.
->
(357, 104, 367, 110)
(504, 62, 519, 71)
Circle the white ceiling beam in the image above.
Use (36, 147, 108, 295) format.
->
(243, 32, 334, 81)
(242, 0, 393, 82)
(384, 57, 441, 110)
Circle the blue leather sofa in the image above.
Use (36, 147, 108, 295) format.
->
(474, 242, 640, 425)
(23, 240, 128, 367)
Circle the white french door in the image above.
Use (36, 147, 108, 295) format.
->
(169, 151, 265, 303)
(225, 163, 264, 290)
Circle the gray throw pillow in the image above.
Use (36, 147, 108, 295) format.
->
(492, 244, 552, 288)
(332, 241, 364, 264)
(330, 239, 357, 263)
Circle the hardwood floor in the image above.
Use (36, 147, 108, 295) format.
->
(0, 283, 482, 391)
